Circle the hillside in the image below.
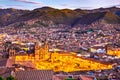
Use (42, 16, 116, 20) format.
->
(74, 11, 120, 25)
(103, 11, 120, 23)
(16, 7, 86, 27)
(0, 8, 29, 26)
(0, 7, 120, 28)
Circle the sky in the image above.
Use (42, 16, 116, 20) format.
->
(0, 0, 120, 10)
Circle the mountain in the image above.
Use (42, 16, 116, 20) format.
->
(0, 8, 29, 26)
(116, 11, 120, 16)
(18, 7, 86, 24)
(74, 11, 120, 25)
(89, 6, 120, 13)
(0, 7, 120, 28)
(103, 11, 120, 23)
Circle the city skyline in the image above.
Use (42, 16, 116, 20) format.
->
(0, 0, 120, 10)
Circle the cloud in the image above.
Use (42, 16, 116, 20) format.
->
(7, 5, 24, 7)
(13, 0, 42, 5)
(0, 5, 6, 8)
(79, 7, 94, 9)
(0, 6, 3, 8)
(115, 4, 120, 7)
(102, 3, 120, 8)
(0, 4, 27, 9)
(61, 4, 70, 7)
(60, 4, 79, 9)
(60, 4, 93, 9)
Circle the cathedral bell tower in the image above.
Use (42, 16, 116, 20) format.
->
(34, 41, 50, 60)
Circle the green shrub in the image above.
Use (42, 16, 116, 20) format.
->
(0, 76, 5, 80)
(7, 76, 15, 80)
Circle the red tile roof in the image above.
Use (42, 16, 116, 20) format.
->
(15, 70, 53, 80)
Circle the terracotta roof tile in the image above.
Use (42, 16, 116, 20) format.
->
(15, 70, 53, 80)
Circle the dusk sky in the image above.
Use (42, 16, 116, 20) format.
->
(0, 0, 120, 10)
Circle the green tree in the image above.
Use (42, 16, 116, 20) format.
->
(65, 78, 73, 80)
(7, 76, 15, 80)
(0, 76, 5, 80)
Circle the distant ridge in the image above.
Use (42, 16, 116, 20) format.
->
(73, 11, 120, 25)
(0, 6, 120, 28)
